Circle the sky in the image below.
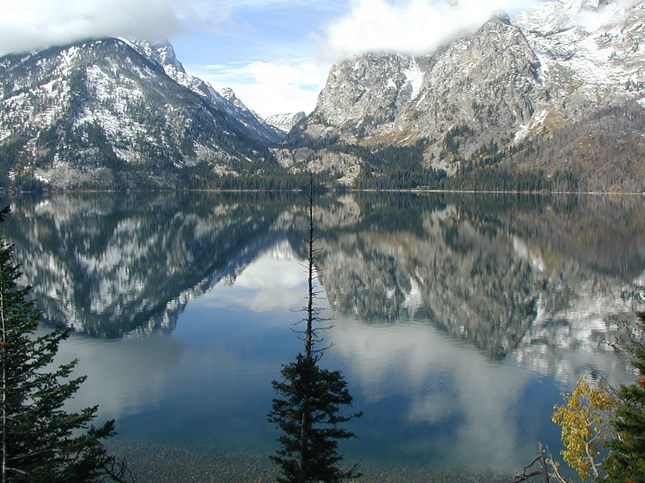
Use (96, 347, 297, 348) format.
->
(0, 0, 543, 118)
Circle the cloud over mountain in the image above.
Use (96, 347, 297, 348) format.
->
(319, 0, 540, 60)
(0, 0, 182, 55)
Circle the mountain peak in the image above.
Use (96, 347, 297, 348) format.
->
(513, 0, 634, 35)
(220, 87, 236, 100)
(0, 37, 282, 189)
(265, 112, 306, 133)
(220, 87, 253, 115)
(220, 87, 249, 111)
(216, 87, 284, 142)
(124, 39, 185, 74)
(121, 42, 283, 144)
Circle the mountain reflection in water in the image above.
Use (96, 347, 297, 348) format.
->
(3, 191, 643, 478)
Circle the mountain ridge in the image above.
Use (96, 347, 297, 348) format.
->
(265, 112, 307, 133)
(282, 0, 643, 192)
(0, 37, 280, 190)
(0, 0, 643, 191)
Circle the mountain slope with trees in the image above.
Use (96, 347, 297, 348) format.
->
(0, 38, 279, 190)
(0, 0, 642, 191)
(282, 0, 644, 192)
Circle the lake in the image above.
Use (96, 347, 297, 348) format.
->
(2, 191, 644, 482)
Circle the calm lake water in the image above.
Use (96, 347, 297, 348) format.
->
(2, 191, 644, 481)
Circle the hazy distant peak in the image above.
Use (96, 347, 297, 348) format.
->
(513, 0, 638, 34)
(265, 112, 307, 132)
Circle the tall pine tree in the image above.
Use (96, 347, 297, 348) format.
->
(267, 184, 362, 483)
(0, 206, 131, 482)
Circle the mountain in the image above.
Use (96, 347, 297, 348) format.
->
(218, 86, 284, 143)
(0, 38, 279, 190)
(283, 0, 644, 192)
(265, 112, 307, 133)
(115, 40, 285, 145)
(1, 0, 642, 192)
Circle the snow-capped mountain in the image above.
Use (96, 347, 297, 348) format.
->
(287, 0, 644, 191)
(293, 16, 546, 145)
(514, 0, 643, 113)
(0, 0, 642, 191)
(0, 38, 277, 189)
(126, 40, 284, 144)
(265, 112, 306, 133)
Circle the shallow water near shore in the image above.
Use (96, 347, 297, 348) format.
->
(108, 441, 515, 482)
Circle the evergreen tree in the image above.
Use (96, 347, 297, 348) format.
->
(606, 310, 645, 482)
(267, 184, 362, 482)
(269, 355, 362, 483)
(0, 206, 131, 482)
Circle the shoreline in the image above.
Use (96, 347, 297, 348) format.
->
(3, 187, 644, 196)
(109, 440, 516, 483)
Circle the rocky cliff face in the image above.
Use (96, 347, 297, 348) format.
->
(0, 38, 276, 189)
(402, 16, 547, 168)
(297, 17, 546, 144)
(514, 0, 643, 115)
(296, 52, 425, 142)
(288, 0, 644, 189)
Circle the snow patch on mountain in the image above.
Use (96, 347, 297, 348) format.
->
(126, 40, 284, 144)
(403, 58, 424, 100)
(514, 109, 549, 144)
(514, 0, 644, 96)
(265, 112, 306, 132)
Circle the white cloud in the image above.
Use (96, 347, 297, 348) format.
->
(319, 0, 540, 61)
(0, 0, 184, 56)
(0, 0, 342, 57)
(193, 58, 329, 117)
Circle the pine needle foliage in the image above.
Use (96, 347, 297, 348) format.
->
(268, 354, 362, 482)
(606, 310, 645, 482)
(0, 206, 130, 482)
